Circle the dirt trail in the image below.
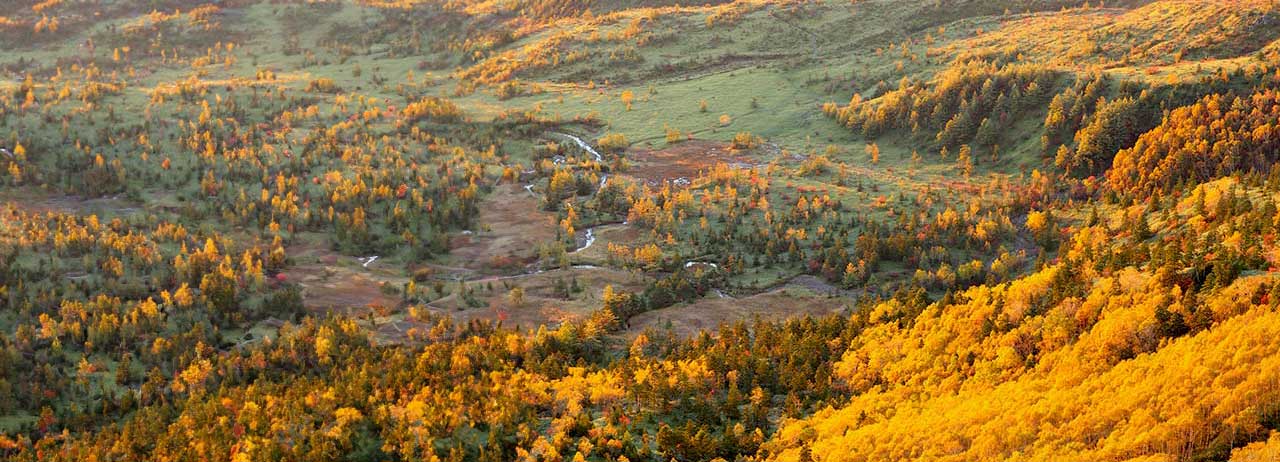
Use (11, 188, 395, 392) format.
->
(0, 188, 143, 217)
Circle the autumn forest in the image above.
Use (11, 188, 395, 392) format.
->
(1, 0, 1280, 461)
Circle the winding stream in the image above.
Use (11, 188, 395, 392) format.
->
(553, 132, 604, 163)
(494, 132, 723, 284)
(547, 132, 613, 254)
(571, 227, 596, 254)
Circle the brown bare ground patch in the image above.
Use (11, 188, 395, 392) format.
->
(448, 184, 558, 272)
(626, 139, 753, 186)
(622, 289, 849, 339)
(0, 187, 140, 216)
(426, 266, 650, 330)
(285, 262, 403, 315)
(370, 314, 435, 345)
(282, 237, 405, 315)
(292, 266, 401, 316)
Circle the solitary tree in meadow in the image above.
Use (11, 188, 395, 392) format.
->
(508, 286, 525, 307)
(621, 90, 634, 111)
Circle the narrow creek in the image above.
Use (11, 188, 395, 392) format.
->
(493, 132, 723, 282)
